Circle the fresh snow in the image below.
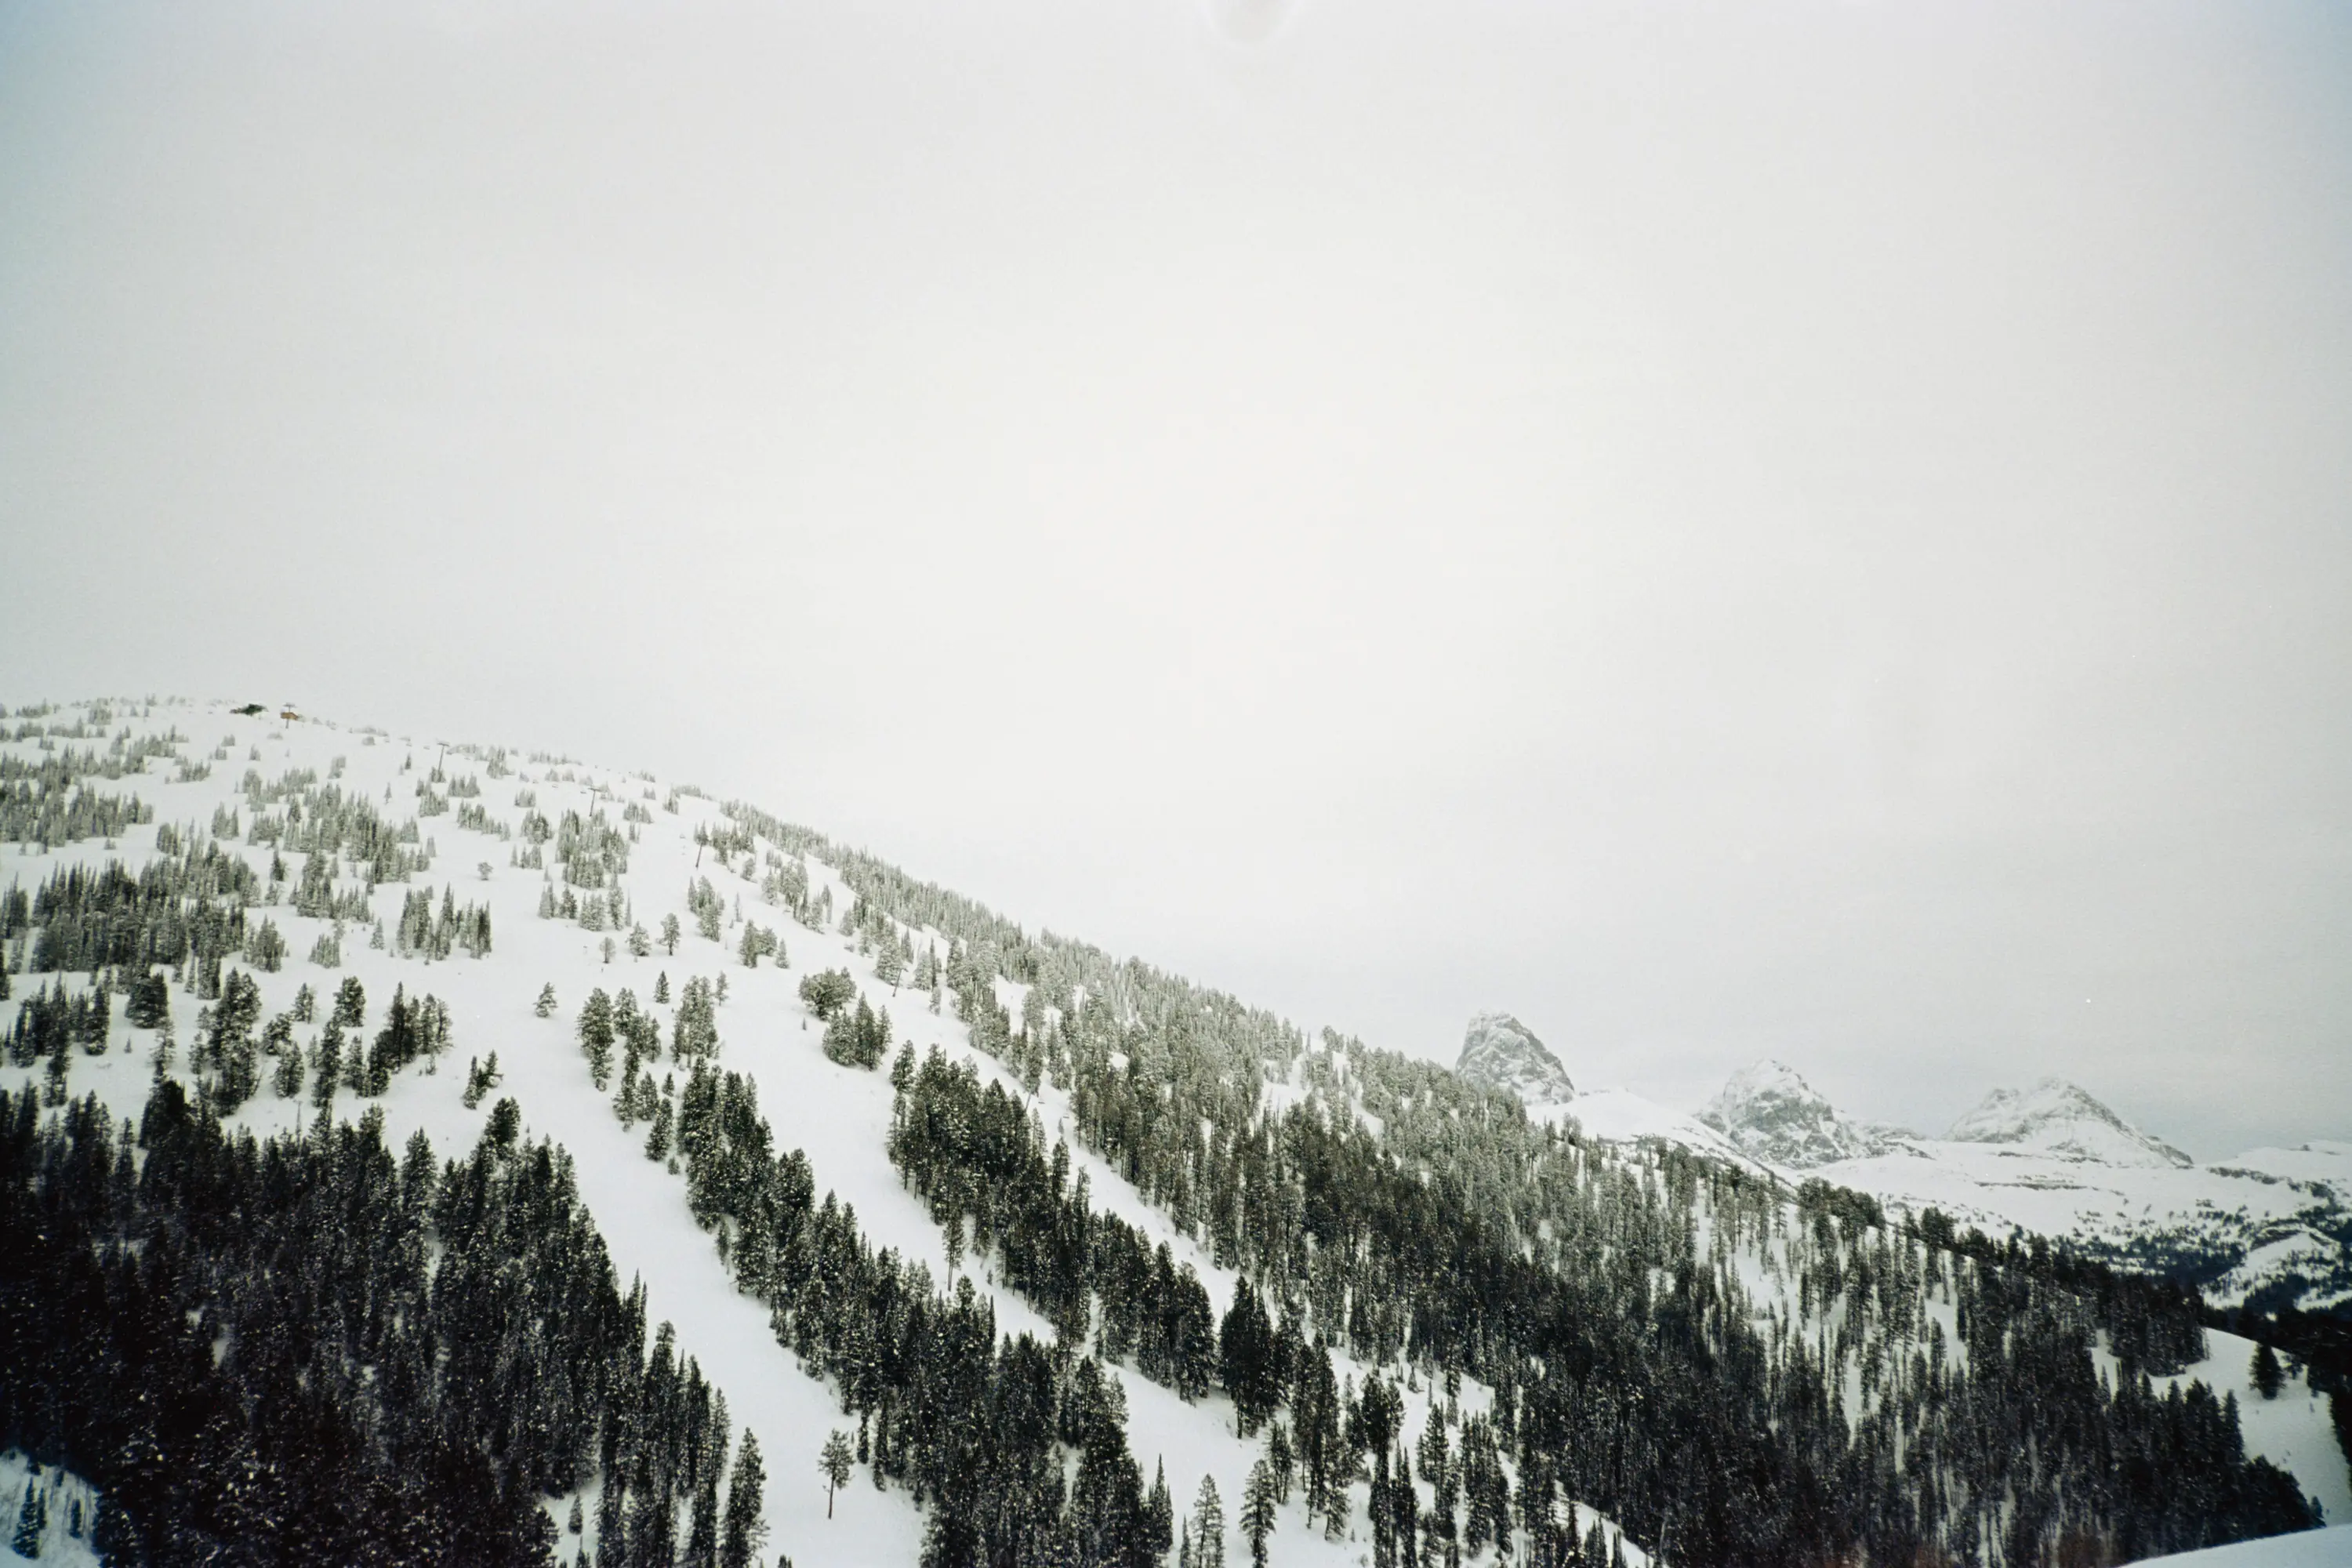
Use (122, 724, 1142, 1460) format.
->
(0, 699, 1660, 1568)
(2132, 1524, 2352, 1566)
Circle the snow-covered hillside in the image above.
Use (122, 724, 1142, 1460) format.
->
(4, 696, 2344, 1567)
(0, 699, 1664, 1568)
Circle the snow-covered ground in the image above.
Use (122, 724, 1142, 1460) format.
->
(1810, 1135, 2352, 1310)
(2133, 1523, 2352, 1566)
(1545, 1087, 1771, 1177)
(0, 1450, 103, 1567)
(2079, 1327, 2352, 1526)
(1, 697, 1669, 1568)
(5, 695, 2344, 1565)
(1542, 1059, 2350, 1313)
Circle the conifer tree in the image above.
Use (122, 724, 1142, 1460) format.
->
(720, 1432, 766, 1568)
(819, 1430, 852, 1518)
(274, 1041, 306, 1099)
(313, 1022, 342, 1117)
(579, 989, 615, 1087)
(1220, 1285, 1280, 1435)
(11, 1479, 45, 1557)
(1192, 1475, 1225, 1568)
(1148, 1460, 1174, 1563)
(1242, 1459, 1279, 1568)
(2252, 1342, 2284, 1399)
(126, 969, 170, 1030)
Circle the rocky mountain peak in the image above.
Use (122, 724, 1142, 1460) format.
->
(1697, 1059, 1900, 1169)
(1454, 1011, 1576, 1106)
(1944, 1078, 2192, 1168)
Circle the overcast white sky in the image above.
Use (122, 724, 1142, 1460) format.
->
(3, 0, 2349, 1156)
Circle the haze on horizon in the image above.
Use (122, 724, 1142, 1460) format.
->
(2, 0, 2348, 1158)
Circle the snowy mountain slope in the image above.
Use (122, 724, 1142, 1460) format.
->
(1540, 1087, 1773, 1176)
(0, 697, 1675, 1568)
(2088, 1324, 2352, 1526)
(1536, 1048, 2350, 1314)
(1944, 1077, 2194, 1168)
(1807, 1134, 2352, 1312)
(3, 696, 2339, 1566)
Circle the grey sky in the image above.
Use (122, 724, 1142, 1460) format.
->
(3, 0, 2348, 1156)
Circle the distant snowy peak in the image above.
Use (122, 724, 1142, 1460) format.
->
(1455, 1011, 1576, 1106)
(1944, 1078, 2192, 1169)
(1697, 1059, 1904, 1169)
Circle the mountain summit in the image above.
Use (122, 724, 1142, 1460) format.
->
(1944, 1077, 2193, 1168)
(1454, 1011, 1576, 1105)
(1697, 1059, 1903, 1168)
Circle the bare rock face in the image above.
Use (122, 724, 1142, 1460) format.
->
(1455, 1012, 1575, 1107)
(1944, 1078, 2192, 1168)
(1698, 1059, 1903, 1169)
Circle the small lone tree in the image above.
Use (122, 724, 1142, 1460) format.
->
(535, 983, 557, 1018)
(2252, 1341, 2285, 1399)
(332, 975, 367, 1029)
(819, 1429, 854, 1519)
(799, 969, 856, 1022)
